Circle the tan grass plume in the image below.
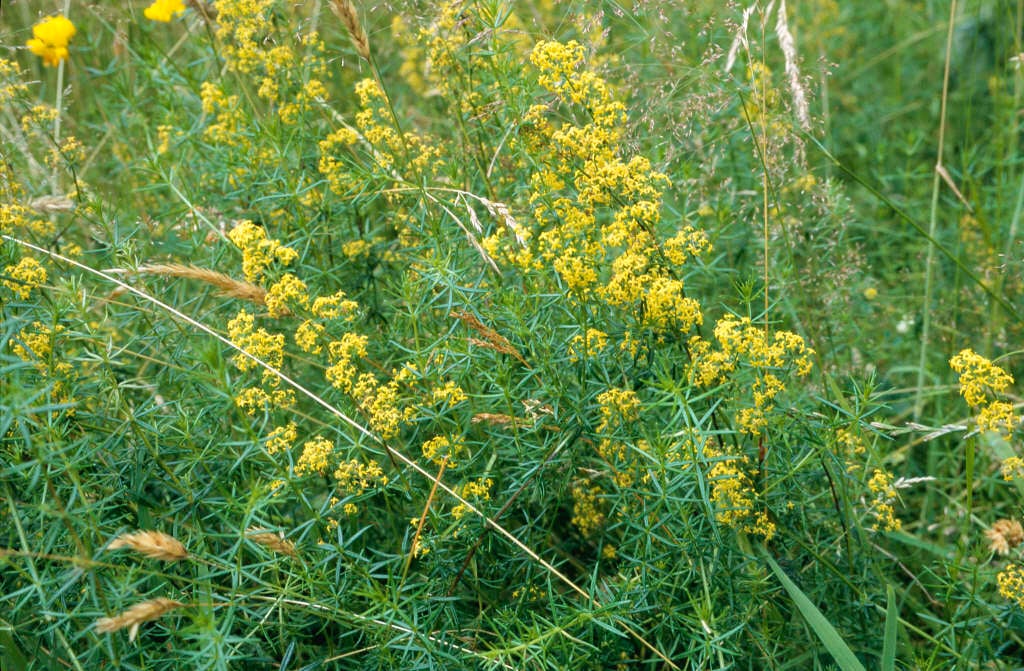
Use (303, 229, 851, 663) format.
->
(330, 0, 371, 61)
(246, 528, 298, 557)
(138, 263, 267, 305)
(108, 530, 188, 562)
(95, 598, 184, 642)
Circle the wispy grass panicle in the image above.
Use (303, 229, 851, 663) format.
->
(773, 0, 810, 130)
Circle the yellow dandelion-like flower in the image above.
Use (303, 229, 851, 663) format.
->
(144, 0, 186, 22)
(26, 15, 76, 67)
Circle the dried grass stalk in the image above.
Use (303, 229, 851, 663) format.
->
(329, 0, 371, 61)
(108, 530, 188, 562)
(451, 310, 529, 367)
(95, 598, 184, 642)
(185, 0, 218, 22)
(29, 195, 75, 213)
(471, 412, 525, 428)
(246, 528, 298, 557)
(138, 263, 267, 305)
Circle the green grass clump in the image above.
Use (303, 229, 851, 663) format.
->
(3, 1, 1024, 669)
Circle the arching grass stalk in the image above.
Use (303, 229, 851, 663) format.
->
(914, 0, 957, 421)
(2, 233, 681, 671)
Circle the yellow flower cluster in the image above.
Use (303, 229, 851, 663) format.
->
(311, 291, 359, 320)
(998, 564, 1024, 608)
(568, 328, 608, 362)
(688, 316, 814, 435)
(325, 334, 413, 439)
(351, 372, 413, 439)
(451, 478, 493, 520)
(227, 220, 299, 283)
(485, 40, 709, 335)
(319, 77, 442, 191)
(421, 435, 467, 468)
(571, 483, 605, 538)
(200, 82, 246, 148)
(333, 458, 388, 496)
(265, 273, 309, 318)
(706, 446, 776, 541)
(294, 320, 325, 354)
(227, 309, 295, 413)
(596, 388, 641, 433)
(950, 349, 1018, 438)
(227, 310, 284, 374)
(1002, 456, 1024, 481)
(3, 256, 47, 299)
(11, 322, 69, 370)
(265, 422, 297, 455)
(10, 322, 74, 401)
(213, 0, 329, 121)
(431, 380, 467, 405)
(0, 59, 28, 105)
(866, 469, 901, 532)
(324, 333, 368, 392)
(295, 436, 335, 476)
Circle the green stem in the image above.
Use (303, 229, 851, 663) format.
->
(914, 0, 958, 421)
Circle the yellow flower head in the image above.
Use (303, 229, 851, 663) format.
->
(144, 0, 186, 22)
(26, 15, 76, 67)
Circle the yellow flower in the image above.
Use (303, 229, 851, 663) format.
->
(144, 0, 186, 22)
(26, 15, 76, 67)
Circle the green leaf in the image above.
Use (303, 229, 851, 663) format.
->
(763, 551, 866, 671)
(0, 619, 28, 671)
(882, 584, 899, 671)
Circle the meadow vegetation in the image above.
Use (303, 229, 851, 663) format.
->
(2, 0, 1024, 668)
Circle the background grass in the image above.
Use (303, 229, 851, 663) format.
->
(3, 0, 1024, 669)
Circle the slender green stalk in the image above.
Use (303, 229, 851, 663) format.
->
(914, 0, 957, 420)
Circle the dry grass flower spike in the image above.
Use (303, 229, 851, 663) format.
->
(108, 530, 189, 561)
(95, 598, 185, 642)
(246, 528, 298, 557)
(329, 0, 370, 61)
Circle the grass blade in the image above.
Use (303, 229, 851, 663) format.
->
(882, 584, 899, 671)
(0, 619, 28, 671)
(763, 551, 866, 671)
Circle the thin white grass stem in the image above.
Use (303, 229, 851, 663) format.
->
(914, 0, 957, 420)
(3, 234, 679, 670)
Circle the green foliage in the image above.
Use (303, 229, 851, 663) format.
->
(3, 1, 1024, 669)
